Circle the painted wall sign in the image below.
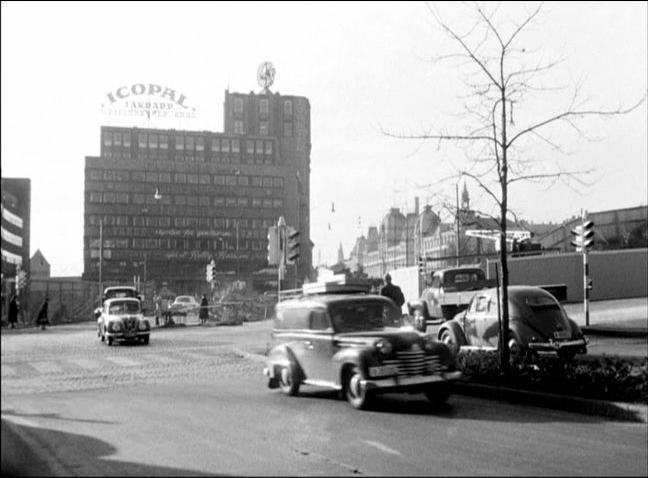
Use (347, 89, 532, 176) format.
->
(101, 83, 196, 121)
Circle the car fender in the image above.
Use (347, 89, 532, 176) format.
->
(437, 320, 468, 346)
(266, 343, 303, 380)
(567, 317, 584, 338)
(332, 347, 374, 387)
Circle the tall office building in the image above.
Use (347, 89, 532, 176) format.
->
(1, 177, 31, 302)
(83, 87, 311, 293)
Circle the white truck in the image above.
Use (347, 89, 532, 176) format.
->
(407, 266, 496, 332)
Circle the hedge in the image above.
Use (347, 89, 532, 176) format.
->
(456, 350, 648, 404)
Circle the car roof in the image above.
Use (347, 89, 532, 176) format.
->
(176, 295, 194, 300)
(105, 286, 137, 291)
(472, 285, 556, 299)
(277, 293, 394, 309)
(436, 266, 484, 274)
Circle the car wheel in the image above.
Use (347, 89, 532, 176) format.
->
(278, 363, 300, 396)
(424, 385, 450, 407)
(440, 328, 460, 355)
(344, 366, 372, 410)
(413, 310, 427, 333)
(107, 336, 113, 346)
(508, 336, 523, 364)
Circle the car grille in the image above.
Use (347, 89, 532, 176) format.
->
(124, 317, 137, 332)
(382, 347, 443, 376)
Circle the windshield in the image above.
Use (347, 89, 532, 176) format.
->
(105, 289, 137, 299)
(177, 296, 193, 303)
(108, 301, 141, 314)
(329, 300, 400, 333)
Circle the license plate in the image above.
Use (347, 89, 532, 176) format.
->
(369, 365, 398, 377)
(554, 330, 570, 339)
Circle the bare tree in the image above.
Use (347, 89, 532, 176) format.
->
(382, 2, 645, 374)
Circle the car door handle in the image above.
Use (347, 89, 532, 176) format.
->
(304, 340, 314, 349)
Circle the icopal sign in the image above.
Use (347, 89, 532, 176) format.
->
(106, 83, 190, 109)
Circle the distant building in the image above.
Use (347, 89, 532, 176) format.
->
(83, 86, 312, 294)
(30, 249, 51, 280)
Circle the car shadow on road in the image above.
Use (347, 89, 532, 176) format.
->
(1, 419, 222, 476)
(292, 388, 608, 424)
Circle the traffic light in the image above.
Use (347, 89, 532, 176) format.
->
(286, 226, 300, 264)
(570, 220, 595, 252)
(417, 256, 425, 275)
(205, 260, 216, 283)
(586, 278, 593, 291)
(267, 226, 279, 265)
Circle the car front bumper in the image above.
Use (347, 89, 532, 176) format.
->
(105, 331, 149, 340)
(527, 338, 587, 353)
(362, 371, 462, 392)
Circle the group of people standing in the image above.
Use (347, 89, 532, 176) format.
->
(6, 294, 50, 330)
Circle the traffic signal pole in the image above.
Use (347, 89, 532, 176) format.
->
(582, 210, 590, 327)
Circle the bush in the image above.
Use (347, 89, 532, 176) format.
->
(456, 350, 648, 404)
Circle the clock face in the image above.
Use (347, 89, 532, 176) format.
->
(257, 62, 276, 89)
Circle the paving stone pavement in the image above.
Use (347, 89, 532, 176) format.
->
(1, 325, 266, 396)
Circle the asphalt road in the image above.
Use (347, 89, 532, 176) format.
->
(2, 321, 647, 476)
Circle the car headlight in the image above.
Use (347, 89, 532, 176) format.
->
(423, 335, 436, 352)
(110, 321, 123, 332)
(138, 320, 149, 331)
(375, 339, 393, 355)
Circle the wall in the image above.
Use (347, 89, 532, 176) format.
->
(487, 248, 648, 302)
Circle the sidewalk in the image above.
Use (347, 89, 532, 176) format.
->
(562, 297, 647, 337)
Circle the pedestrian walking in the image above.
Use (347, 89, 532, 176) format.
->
(380, 273, 405, 309)
(153, 292, 161, 327)
(36, 297, 50, 330)
(199, 294, 209, 326)
(8, 294, 20, 329)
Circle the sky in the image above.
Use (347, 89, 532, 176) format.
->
(1, 1, 646, 276)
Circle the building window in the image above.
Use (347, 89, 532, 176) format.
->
(149, 134, 158, 149)
(113, 132, 122, 146)
(187, 196, 198, 206)
(199, 196, 210, 206)
(226, 175, 237, 186)
(175, 136, 184, 150)
(133, 194, 145, 204)
(234, 97, 243, 114)
(284, 99, 293, 116)
(186, 136, 194, 151)
(273, 177, 284, 188)
(159, 172, 171, 183)
(263, 199, 272, 208)
(90, 192, 102, 203)
(234, 121, 244, 134)
(187, 174, 198, 184)
(146, 172, 158, 182)
(226, 197, 237, 207)
(199, 175, 210, 185)
(103, 192, 116, 203)
(262, 177, 273, 188)
(259, 121, 268, 136)
(222, 139, 230, 153)
(138, 133, 147, 148)
(265, 141, 273, 155)
(273, 199, 283, 209)
(256, 140, 263, 154)
(196, 137, 204, 151)
(211, 138, 220, 152)
(283, 122, 293, 137)
(175, 195, 186, 205)
(246, 140, 254, 154)
(89, 170, 102, 180)
(259, 99, 269, 115)
(214, 175, 225, 185)
(238, 198, 248, 208)
(159, 135, 168, 149)
(174, 173, 187, 184)
(237, 176, 249, 186)
(103, 133, 112, 146)
(252, 198, 262, 208)
(251, 176, 262, 187)
(214, 197, 225, 207)
(231, 139, 240, 153)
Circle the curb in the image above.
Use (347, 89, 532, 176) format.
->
(582, 327, 648, 339)
(451, 382, 647, 422)
(238, 349, 647, 422)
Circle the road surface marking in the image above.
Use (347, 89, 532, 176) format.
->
(68, 358, 101, 370)
(363, 440, 403, 456)
(1, 365, 17, 377)
(30, 361, 63, 374)
(104, 356, 142, 367)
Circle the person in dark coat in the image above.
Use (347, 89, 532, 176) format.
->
(36, 297, 49, 330)
(8, 294, 19, 328)
(380, 273, 405, 308)
(199, 294, 209, 326)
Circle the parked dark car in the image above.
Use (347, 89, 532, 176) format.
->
(437, 285, 587, 361)
(264, 282, 462, 410)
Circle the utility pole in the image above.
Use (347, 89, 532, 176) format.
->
(99, 218, 103, 302)
(277, 216, 286, 300)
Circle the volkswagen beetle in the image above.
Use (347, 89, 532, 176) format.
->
(437, 285, 587, 361)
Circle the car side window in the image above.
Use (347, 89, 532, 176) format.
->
(475, 296, 489, 313)
(310, 310, 330, 331)
(431, 276, 441, 288)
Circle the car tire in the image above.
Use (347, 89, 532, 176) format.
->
(440, 328, 460, 355)
(107, 336, 113, 346)
(344, 366, 372, 410)
(424, 385, 450, 407)
(278, 363, 300, 396)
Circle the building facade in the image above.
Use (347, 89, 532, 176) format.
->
(1, 178, 31, 308)
(83, 88, 311, 294)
